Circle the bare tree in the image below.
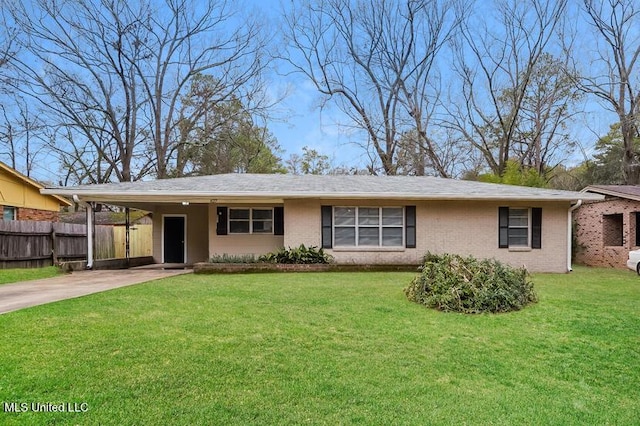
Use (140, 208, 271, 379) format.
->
(1, 0, 271, 183)
(579, 0, 640, 184)
(0, 15, 15, 69)
(446, 0, 571, 177)
(0, 96, 46, 176)
(0, 103, 17, 168)
(282, 0, 462, 176)
(511, 53, 583, 174)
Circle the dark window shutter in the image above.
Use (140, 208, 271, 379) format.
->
(216, 207, 228, 235)
(321, 206, 332, 248)
(499, 207, 509, 248)
(532, 207, 542, 249)
(405, 206, 416, 248)
(274, 206, 284, 235)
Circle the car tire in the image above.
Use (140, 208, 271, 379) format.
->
(636, 262, 640, 276)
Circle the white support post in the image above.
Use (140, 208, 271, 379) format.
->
(567, 200, 583, 272)
(73, 195, 94, 269)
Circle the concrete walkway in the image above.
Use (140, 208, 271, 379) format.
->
(0, 268, 192, 314)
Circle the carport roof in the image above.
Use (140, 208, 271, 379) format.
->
(41, 173, 602, 207)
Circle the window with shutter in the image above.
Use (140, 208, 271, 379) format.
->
(323, 206, 415, 249)
(498, 207, 542, 249)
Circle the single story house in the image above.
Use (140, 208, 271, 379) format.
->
(573, 185, 640, 268)
(0, 161, 71, 221)
(41, 174, 602, 272)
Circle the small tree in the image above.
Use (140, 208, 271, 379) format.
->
(478, 160, 548, 188)
(286, 146, 331, 175)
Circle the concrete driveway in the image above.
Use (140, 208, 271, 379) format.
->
(0, 268, 192, 314)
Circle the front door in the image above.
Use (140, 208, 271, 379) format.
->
(164, 216, 185, 263)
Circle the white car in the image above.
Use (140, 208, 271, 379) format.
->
(627, 249, 640, 274)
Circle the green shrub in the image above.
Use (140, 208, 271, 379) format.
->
(259, 244, 333, 264)
(209, 253, 259, 263)
(404, 253, 537, 314)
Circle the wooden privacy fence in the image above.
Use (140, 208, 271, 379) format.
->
(114, 225, 153, 258)
(0, 220, 152, 269)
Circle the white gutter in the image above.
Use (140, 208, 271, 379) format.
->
(567, 200, 583, 272)
(42, 189, 604, 203)
(73, 195, 94, 270)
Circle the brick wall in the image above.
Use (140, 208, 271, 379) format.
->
(1, 206, 60, 222)
(284, 199, 570, 273)
(16, 207, 60, 222)
(573, 198, 640, 268)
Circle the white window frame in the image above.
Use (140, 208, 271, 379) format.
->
(508, 208, 531, 248)
(228, 207, 274, 235)
(332, 206, 404, 248)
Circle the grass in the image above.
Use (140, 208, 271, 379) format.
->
(0, 266, 638, 424)
(0, 266, 61, 285)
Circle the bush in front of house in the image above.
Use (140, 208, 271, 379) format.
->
(209, 254, 260, 263)
(259, 244, 334, 264)
(404, 253, 537, 314)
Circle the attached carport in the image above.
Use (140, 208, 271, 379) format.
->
(42, 185, 212, 269)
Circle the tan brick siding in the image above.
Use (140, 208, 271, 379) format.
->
(573, 198, 640, 268)
(149, 199, 573, 272)
(284, 199, 570, 273)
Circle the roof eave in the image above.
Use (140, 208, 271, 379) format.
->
(582, 186, 640, 202)
(41, 188, 601, 203)
(1, 163, 72, 207)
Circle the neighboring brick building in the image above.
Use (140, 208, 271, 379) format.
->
(573, 185, 640, 268)
(0, 161, 71, 222)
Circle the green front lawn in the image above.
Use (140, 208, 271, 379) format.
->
(0, 266, 61, 285)
(0, 267, 638, 424)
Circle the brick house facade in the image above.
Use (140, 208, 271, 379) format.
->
(573, 186, 640, 268)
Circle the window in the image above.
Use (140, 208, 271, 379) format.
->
(499, 207, 542, 249)
(603, 213, 623, 246)
(508, 208, 530, 247)
(229, 208, 273, 234)
(333, 207, 404, 247)
(635, 212, 640, 247)
(2, 206, 16, 221)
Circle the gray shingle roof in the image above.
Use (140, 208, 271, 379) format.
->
(42, 173, 602, 204)
(582, 185, 640, 201)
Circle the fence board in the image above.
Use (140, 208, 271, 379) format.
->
(0, 219, 152, 269)
(0, 221, 53, 268)
(113, 225, 153, 258)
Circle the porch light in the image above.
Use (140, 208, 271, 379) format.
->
(182, 201, 190, 206)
